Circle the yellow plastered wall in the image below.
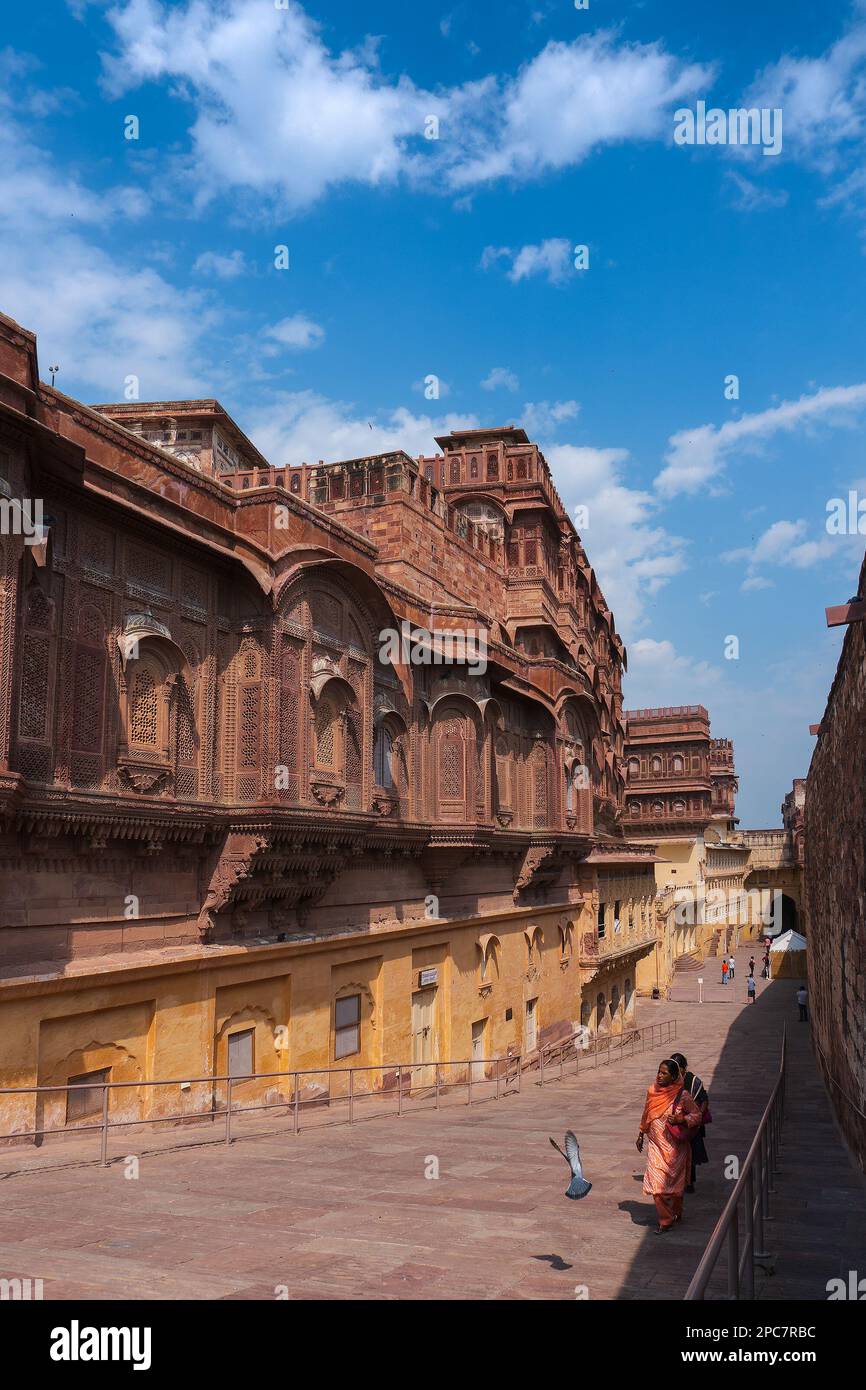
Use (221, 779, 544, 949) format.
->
(0, 896, 652, 1140)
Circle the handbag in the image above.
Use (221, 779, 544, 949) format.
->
(664, 1087, 692, 1143)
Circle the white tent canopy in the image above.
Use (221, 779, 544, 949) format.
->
(770, 930, 807, 952)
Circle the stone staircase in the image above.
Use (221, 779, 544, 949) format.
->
(674, 950, 704, 973)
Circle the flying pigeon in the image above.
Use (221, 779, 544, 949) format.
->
(549, 1131, 592, 1200)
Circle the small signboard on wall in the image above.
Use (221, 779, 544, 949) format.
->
(418, 968, 438, 988)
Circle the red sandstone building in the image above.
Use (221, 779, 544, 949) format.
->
(0, 310, 661, 1137)
(623, 705, 738, 840)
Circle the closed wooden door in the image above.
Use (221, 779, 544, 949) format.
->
(525, 997, 538, 1053)
(471, 1019, 487, 1081)
(412, 989, 436, 1087)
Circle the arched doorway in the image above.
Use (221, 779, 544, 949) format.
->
(780, 893, 799, 935)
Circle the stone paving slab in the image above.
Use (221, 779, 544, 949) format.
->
(1, 945, 864, 1300)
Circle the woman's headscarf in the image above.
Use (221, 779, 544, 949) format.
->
(640, 1059, 682, 1128)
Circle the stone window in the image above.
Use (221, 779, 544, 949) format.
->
(227, 1028, 254, 1078)
(374, 723, 394, 789)
(334, 994, 361, 1059)
(66, 1068, 110, 1125)
(597, 901, 606, 938)
(314, 697, 338, 768)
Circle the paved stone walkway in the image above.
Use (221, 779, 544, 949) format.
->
(1, 945, 863, 1300)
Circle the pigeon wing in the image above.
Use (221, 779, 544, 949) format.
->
(564, 1131, 591, 1197)
(549, 1136, 570, 1165)
(564, 1130, 583, 1178)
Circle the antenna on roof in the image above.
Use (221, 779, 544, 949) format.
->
(49, 365, 60, 387)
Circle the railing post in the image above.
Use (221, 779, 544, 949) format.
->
(495, 1062, 500, 1101)
(743, 1170, 755, 1299)
(436, 1066, 441, 1109)
(539, 1048, 544, 1088)
(467, 1063, 472, 1107)
(100, 1083, 109, 1168)
(754, 1136, 769, 1259)
(225, 1077, 233, 1145)
(727, 1206, 740, 1299)
(293, 1072, 300, 1134)
(397, 1065, 403, 1116)
(348, 1068, 354, 1126)
(517, 1054, 522, 1092)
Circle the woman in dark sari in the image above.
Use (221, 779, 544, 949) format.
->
(671, 1051, 709, 1192)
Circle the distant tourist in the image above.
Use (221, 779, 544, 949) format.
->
(748, 955, 756, 977)
(747, 976, 757, 1004)
(670, 1052, 711, 1193)
(762, 952, 770, 980)
(797, 984, 808, 1022)
(721, 956, 729, 985)
(728, 956, 735, 981)
(636, 1057, 702, 1233)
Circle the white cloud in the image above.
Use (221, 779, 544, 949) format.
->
(0, 102, 210, 398)
(100, 3, 712, 211)
(624, 638, 721, 707)
(656, 383, 866, 497)
(723, 518, 837, 589)
(245, 391, 479, 468)
(745, 23, 866, 174)
(481, 366, 520, 392)
(263, 313, 325, 351)
(192, 249, 247, 278)
(482, 238, 574, 285)
(725, 171, 789, 210)
(0, 233, 214, 399)
(545, 444, 688, 636)
(101, 0, 436, 215)
(446, 32, 712, 189)
(521, 399, 580, 436)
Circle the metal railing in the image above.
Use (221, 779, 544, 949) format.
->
(0, 1020, 677, 1173)
(685, 1025, 787, 1300)
(537, 1017, 678, 1085)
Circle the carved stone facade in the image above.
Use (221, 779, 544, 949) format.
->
(0, 311, 658, 1131)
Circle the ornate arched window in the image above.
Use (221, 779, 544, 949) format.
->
(374, 723, 394, 789)
(129, 666, 159, 748)
(672, 754, 684, 773)
(434, 706, 475, 823)
(314, 696, 338, 768)
(596, 992, 607, 1033)
(651, 755, 662, 775)
(627, 756, 640, 779)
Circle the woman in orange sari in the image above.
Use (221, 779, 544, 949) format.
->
(636, 1057, 703, 1233)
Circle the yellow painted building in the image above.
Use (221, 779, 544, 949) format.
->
(0, 885, 656, 1143)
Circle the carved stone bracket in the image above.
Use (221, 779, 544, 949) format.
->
(118, 762, 171, 795)
(310, 780, 345, 808)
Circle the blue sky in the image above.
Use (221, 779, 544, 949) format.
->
(3, 0, 866, 824)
